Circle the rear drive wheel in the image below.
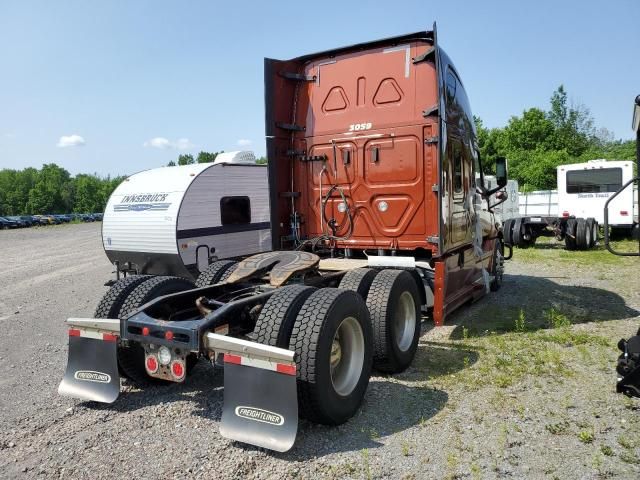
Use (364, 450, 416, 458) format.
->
(253, 285, 316, 348)
(339, 268, 379, 300)
(564, 219, 577, 251)
(118, 276, 196, 384)
(366, 269, 422, 373)
(289, 288, 373, 425)
(94, 275, 152, 379)
(195, 260, 238, 287)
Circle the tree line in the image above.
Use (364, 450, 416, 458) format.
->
(476, 85, 636, 191)
(1, 87, 635, 215)
(0, 164, 125, 215)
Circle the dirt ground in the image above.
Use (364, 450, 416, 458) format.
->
(0, 223, 639, 479)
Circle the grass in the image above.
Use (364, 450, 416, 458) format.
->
(512, 236, 638, 265)
(578, 430, 595, 444)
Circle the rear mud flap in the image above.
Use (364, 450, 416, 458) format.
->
(220, 361, 298, 452)
(58, 335, 120, 403)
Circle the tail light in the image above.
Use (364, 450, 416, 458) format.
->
(145, 355, 159, 374)
(171, 360, 185, 380)
(620, 211, 629, 216)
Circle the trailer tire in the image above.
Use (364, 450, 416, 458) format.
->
(254, 285, 316, 348)
(565, 219, 578, 250)
(195, 260, 238, 287)
(339, 268, 379, 300)
(290, 288, 373, 425)
(118, 276, 196, 384)
(575, 218, 589, 250)
(366, 269, 421, 373)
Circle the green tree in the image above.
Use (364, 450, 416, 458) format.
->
(26, 164, 72, 213)
(196, 151, 222, 163)
(177, 154, 195, 165)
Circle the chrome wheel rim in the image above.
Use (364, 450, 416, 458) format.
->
(395, 291, 416, 352)
(330, 316, 365, 396)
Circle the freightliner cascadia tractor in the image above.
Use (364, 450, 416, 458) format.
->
(59, 25, 510, 452)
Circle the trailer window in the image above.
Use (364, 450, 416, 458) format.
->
(220, 196, 251, 225)
(566, 168, 622, 194)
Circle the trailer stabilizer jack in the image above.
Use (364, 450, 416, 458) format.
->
(58, 319, 121, 404)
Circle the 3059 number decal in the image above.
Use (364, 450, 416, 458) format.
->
(348, 122, 372, 132)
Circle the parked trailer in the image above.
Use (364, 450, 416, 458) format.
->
(102, 152, 271, 280)
(59, 26, 509, 452)
(504, 159, 636, 250)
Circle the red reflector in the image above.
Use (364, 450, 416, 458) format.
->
(171, 361, 184, 378)
(165, 331, 174, 341)
(223, 353, 242, 365)
(562, 211, 570, 217)
(146, 355, 158, 373)
(102, 333, 117, 342)
(620, 211, 629, 216)
(142, 327, 150, 336)
(276, 363, 296, 376)
(69, 329, 81, 337)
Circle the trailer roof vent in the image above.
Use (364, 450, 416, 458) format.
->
(213, 151, 257, 165)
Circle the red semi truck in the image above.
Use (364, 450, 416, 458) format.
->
(59, 25, 509, 452)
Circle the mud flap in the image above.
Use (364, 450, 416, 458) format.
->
(58, 320, 121, 403)
(220, 357, 298, 452)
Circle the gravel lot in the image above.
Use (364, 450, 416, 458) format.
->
(1, 223, 639, 479)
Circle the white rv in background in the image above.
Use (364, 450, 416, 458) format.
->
(102, 151, 270, 280)
(557, 159, 636, 228)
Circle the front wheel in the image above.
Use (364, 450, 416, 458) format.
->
(290, 288, 373, 425)
(490, 240, 504, 291)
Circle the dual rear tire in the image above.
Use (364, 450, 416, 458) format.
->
(254, 268, 422, 425)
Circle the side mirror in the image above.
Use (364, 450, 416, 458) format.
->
(633, 95, 640, 133)
(495, 157, 507, 188)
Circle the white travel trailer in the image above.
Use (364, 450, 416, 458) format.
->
(102, 152, 270, 280)
(506, 159, 636, 250)
(557, 159, 636, 228)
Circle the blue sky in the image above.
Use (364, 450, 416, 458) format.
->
(0, 0, 638, 177)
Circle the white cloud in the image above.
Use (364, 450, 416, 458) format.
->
(237, 138, 252, 147)
(57, 134, 85, 148)
(143, 137, 195, 150)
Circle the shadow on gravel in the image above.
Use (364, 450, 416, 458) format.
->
(448, 274, 640, 339)
(84, 365, 225, 419)
(272, 380, 448, 460)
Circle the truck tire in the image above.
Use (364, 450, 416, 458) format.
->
(576, 218, 589, 250)
(565, 219, 577, 251)
(366, 269, 421, 373)
(339, 268, 379, 299)
(94, 275, 152, 380)
(511, 218, 523, 247)
(586, 218, 598, 246)
(195, 260, 238, 287)
(253, 285, 316, 348)
(503, 219, 514, 246)
(94, 275, 152, 319)
(117, 276, 196, 384)
(290, 288, 373, 425)
(490, 240, 504, 292)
